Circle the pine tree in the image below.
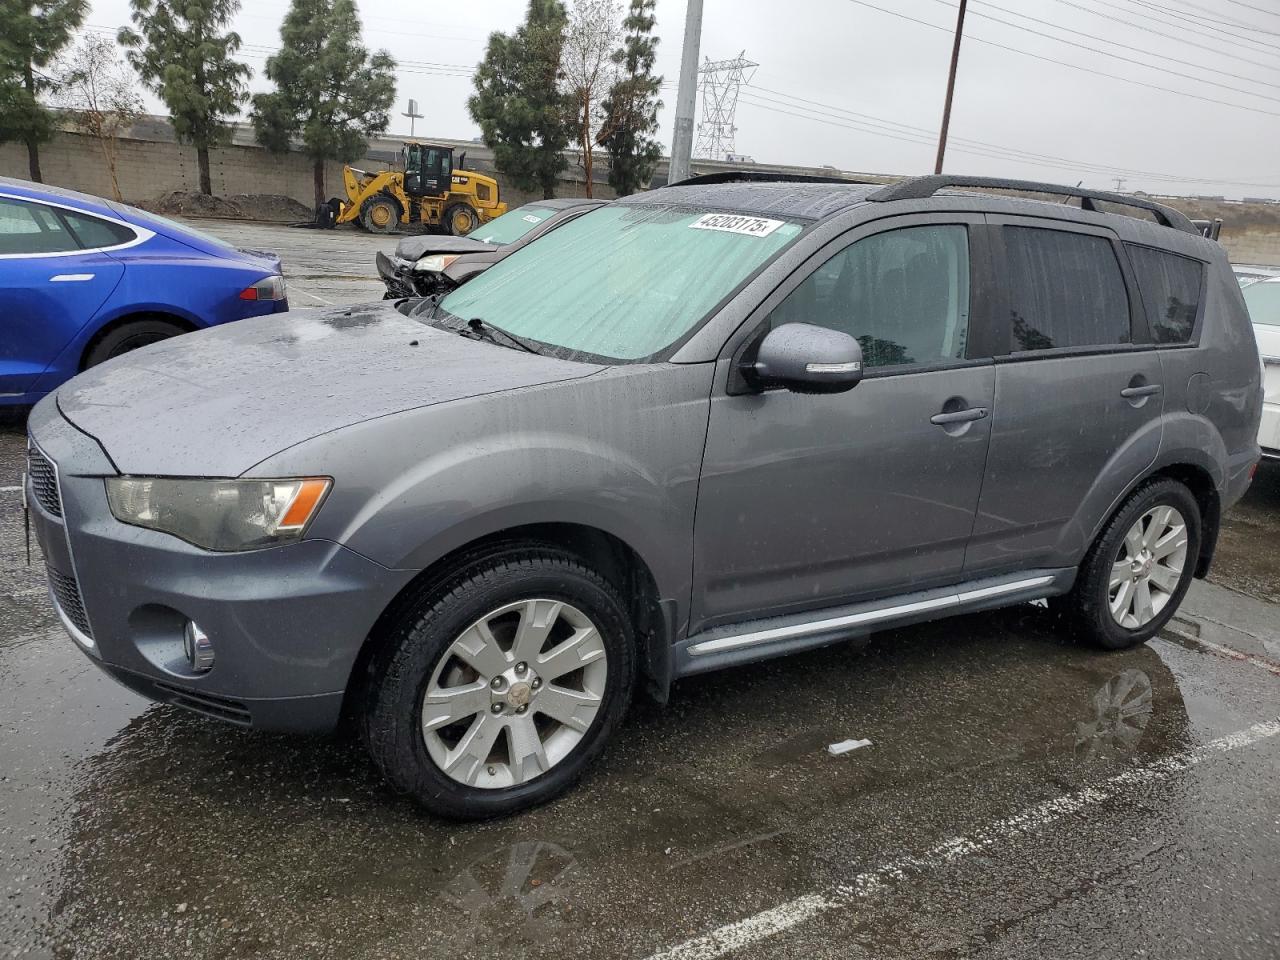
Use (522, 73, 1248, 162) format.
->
(118, 0, 250, 195)
(251, 0, 396, 209)
(0, 0, 87, 181)
(469, 0, 574, 200)
(598, 0, 662, 196)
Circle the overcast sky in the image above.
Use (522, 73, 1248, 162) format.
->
(82, 0, 1280, 199)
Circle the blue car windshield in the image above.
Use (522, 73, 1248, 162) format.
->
(439, 205, 804, 361)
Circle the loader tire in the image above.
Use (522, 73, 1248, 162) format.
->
(444, 203, 479, 236)
(361, 195, 401, 234)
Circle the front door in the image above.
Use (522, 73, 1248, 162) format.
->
(0, 196, 124, 397)
(964, 217, 1163, 575)
(692, 215, 997, 631)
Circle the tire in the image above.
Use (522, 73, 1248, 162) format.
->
(83, 318, 186, 368)
(360, 195, 401, 233)
(362, 547, 636, 819)
(444, 203, 479, 236)
(1065, 478, 1201, 650)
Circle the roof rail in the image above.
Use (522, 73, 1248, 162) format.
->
(867, 175, 1199, 235)
(663, 171, 878, 188)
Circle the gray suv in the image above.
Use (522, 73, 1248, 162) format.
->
(26, 175, 1262, 819)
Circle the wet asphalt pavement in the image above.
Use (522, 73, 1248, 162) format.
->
(1, 223, 1279, 958)
(2, 420, 1278, 959)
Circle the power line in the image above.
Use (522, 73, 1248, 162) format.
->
(936, 0, 1280, 101)
(1164, 0, 1280, 35)
(1228, 0, 1280, 19)
(1045, 0, 1280, 72)
(837, 0, 1280, 118)
(1101, 0, 1280, 58)
(739, 86, 1280, 187)
(1118, 0, 1280, 49)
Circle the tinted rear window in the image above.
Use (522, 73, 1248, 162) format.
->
(1125, 245, 1203, 344)
(1003, 226, 1131, 351)
(62, 210, 135, 249)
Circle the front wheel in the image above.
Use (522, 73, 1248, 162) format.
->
(362, 548, 636, 819)
(360, 195, 400, 233)
(1066, 478, 1201, 650)
(444, 203, 479, 236)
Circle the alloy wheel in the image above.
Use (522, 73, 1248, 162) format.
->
(420, 599, 608, 789)
(1108, 505, 1188, 628)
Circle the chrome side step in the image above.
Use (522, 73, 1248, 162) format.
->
(673, 569, 1074, 677)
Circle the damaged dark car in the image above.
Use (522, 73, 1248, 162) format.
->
(376, 197, 602, 298)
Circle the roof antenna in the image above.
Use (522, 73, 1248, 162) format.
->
(1062, 180, 1083, 203)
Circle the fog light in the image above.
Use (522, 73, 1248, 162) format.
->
(183, 621, 215, 673)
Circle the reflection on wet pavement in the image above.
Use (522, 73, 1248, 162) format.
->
(1, 428, 1278, 959)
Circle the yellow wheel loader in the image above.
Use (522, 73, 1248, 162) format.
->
(336, 142, 507, 235)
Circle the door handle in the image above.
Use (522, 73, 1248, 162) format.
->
(1120, 384, 1162, 399)
(49, 273, 95, 282)
(930, 407, 988, 425)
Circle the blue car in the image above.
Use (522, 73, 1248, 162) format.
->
(0, 177, 287, 407)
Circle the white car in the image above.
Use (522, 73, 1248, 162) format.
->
(1244, 276, 1280, 459)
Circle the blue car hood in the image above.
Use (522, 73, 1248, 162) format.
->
(56, 302, 603, 476)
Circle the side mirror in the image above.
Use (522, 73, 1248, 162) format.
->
(749, 322, 864, 394)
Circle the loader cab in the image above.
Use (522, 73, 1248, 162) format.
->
(403, 142, 453, 197)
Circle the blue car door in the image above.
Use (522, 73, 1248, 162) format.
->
(0, 196, 125, 397)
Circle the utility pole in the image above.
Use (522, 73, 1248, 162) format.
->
(669, 0, 704, 185)
(934, 0, 967, 175)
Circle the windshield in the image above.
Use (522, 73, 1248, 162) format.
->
(438, 204, 805, 360)
(471, 204, 560, 246)
(1244, 281, 1280, 327)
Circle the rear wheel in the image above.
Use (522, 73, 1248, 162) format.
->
(360, 195, 400, 233)
(83, 318, 186, 368)
(362, 547, 636, 819)
(444, 203, 479, 236)
(1065, 479, 1200, 649)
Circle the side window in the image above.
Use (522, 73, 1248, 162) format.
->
(769, 224, 971, 369)
(61, 210, 135, 250)
(1124, 244, 1203, 344)
(1002, 226, 1130, 351)
(0, 198, 80, 255)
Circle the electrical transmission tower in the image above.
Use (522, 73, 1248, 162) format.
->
(694, 51, 758, 160)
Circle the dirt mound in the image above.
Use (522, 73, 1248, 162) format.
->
(140, 191, 313, 223)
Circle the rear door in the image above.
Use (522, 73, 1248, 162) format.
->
(692, 213, 998, 629)
(0, 197, 126, 396)
(964, 217, 1162, 576)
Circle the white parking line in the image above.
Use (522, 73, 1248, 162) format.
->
(0, 485, 21, 494)
(1184, 634, 1280, 679)
(645, 718, 1280, 960)
(292, 287, 334, 305)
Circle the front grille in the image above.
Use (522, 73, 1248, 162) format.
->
(153, 682, 253, 726)
(27, 446, 61, 517)
(46, 564, 93, 639)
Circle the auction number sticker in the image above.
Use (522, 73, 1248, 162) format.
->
(522, 214, 545, 223)
(689, 213, 785, 237)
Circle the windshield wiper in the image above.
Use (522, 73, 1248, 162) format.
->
(467, 317, 542, 355)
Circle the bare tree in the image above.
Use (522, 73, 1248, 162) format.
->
(54, 35, 142, 200)
(561, 0, 620, 197)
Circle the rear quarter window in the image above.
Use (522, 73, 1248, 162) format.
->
(1002, 226, 1131, 351)
(61, 210, 136, 250)
(1124, 244, 1203, 344)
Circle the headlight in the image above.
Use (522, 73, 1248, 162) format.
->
(105, 477, 331, 552)
(414, 254, 460, 273)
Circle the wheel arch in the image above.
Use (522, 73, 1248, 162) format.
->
(343, 521, 673, 725)
(79, 310, 197, 371)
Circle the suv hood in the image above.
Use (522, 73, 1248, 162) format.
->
(395, 235, 497, 262)
(57, 302, 603, 477)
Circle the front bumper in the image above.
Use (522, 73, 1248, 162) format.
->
(25, 398, 415, 733)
